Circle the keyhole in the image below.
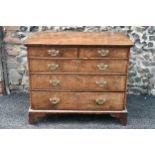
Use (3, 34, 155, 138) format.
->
(75, 75, 81, 81)
(76, 60, 81, 66)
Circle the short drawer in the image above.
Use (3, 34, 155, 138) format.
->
(31, 91, 125, 110)
(29, 59, 128, 74)
(30, 74, 126, 91)
(79, 47, 129, 58)
(28, 47, 78, 57)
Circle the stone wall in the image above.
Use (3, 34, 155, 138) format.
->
(0, 26, 4, 95)
(3, 26, 155, 95)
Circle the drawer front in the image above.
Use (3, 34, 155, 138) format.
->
(31, 91, 125, 110)
(30, 74, 126, 91)
(29, 59, 128, 74)
(79, 47, 128, 58)
(28, 47, 78, 57)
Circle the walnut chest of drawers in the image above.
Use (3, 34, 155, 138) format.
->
(25, 32, 133, 125)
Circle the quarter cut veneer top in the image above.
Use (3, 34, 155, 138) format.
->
(25, 32, 133, 46)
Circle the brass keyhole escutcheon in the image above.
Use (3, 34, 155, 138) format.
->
(75, 75, 81, 81)
(75, 93, 80, 99)
(76, 60, 81, 66)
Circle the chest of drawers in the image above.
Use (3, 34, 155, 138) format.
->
(25, 32, 133, 125)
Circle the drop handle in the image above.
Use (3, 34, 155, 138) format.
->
(49, 79, 60, 86)
(48, 64, 59, 71)
(98, 49, 109, 56)
(48, 49, 59, 56)
(97, 63, 108, 71)
(96, 98, 106, 105)
(49, 97, 60, 105)
(96, 80, 107, 87)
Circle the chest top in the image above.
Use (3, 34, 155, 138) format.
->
(25, 32, 133, 46)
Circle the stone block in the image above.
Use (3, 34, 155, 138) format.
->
(21, 76, 28, 86)
(149, 35, 155, 41)
(6, 45, 20, 56)
(148, 26, 155, 34)
(7, 57, 18, 69)
(30, 26, 39, 32)
(20, 26, 28, 32)
(8, 69, 22, 85)
(4, 26, 20, 31)
(4, 36, 23, 44)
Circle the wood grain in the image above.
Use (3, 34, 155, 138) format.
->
(29, 59, 128, 74)
(79, 47, 129, 58)
(28, 47, 78, 57)
(30, 74, 126, 91)
(31, 91, 125, 110)
(25, 32, 133, 46)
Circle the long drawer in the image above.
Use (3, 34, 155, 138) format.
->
(31, 91, 125, 110)
(30, 74, 126, 91)
(29, 59, 128, 74)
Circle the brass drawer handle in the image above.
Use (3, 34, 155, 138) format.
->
(49, 79, 60, 86)
(48, 49, 59, 56)
(96, 98, 106, 105)
(97, 64, 108, 70)
(49, 97, 60, 104)
(48, 64, 59, 71)
(98, 49, 109, 57)
(96, 80, 107, 87)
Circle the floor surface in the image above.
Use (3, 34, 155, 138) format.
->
(0, 93, 155, 129)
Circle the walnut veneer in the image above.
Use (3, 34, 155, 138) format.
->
(25, 32, 133, 125)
